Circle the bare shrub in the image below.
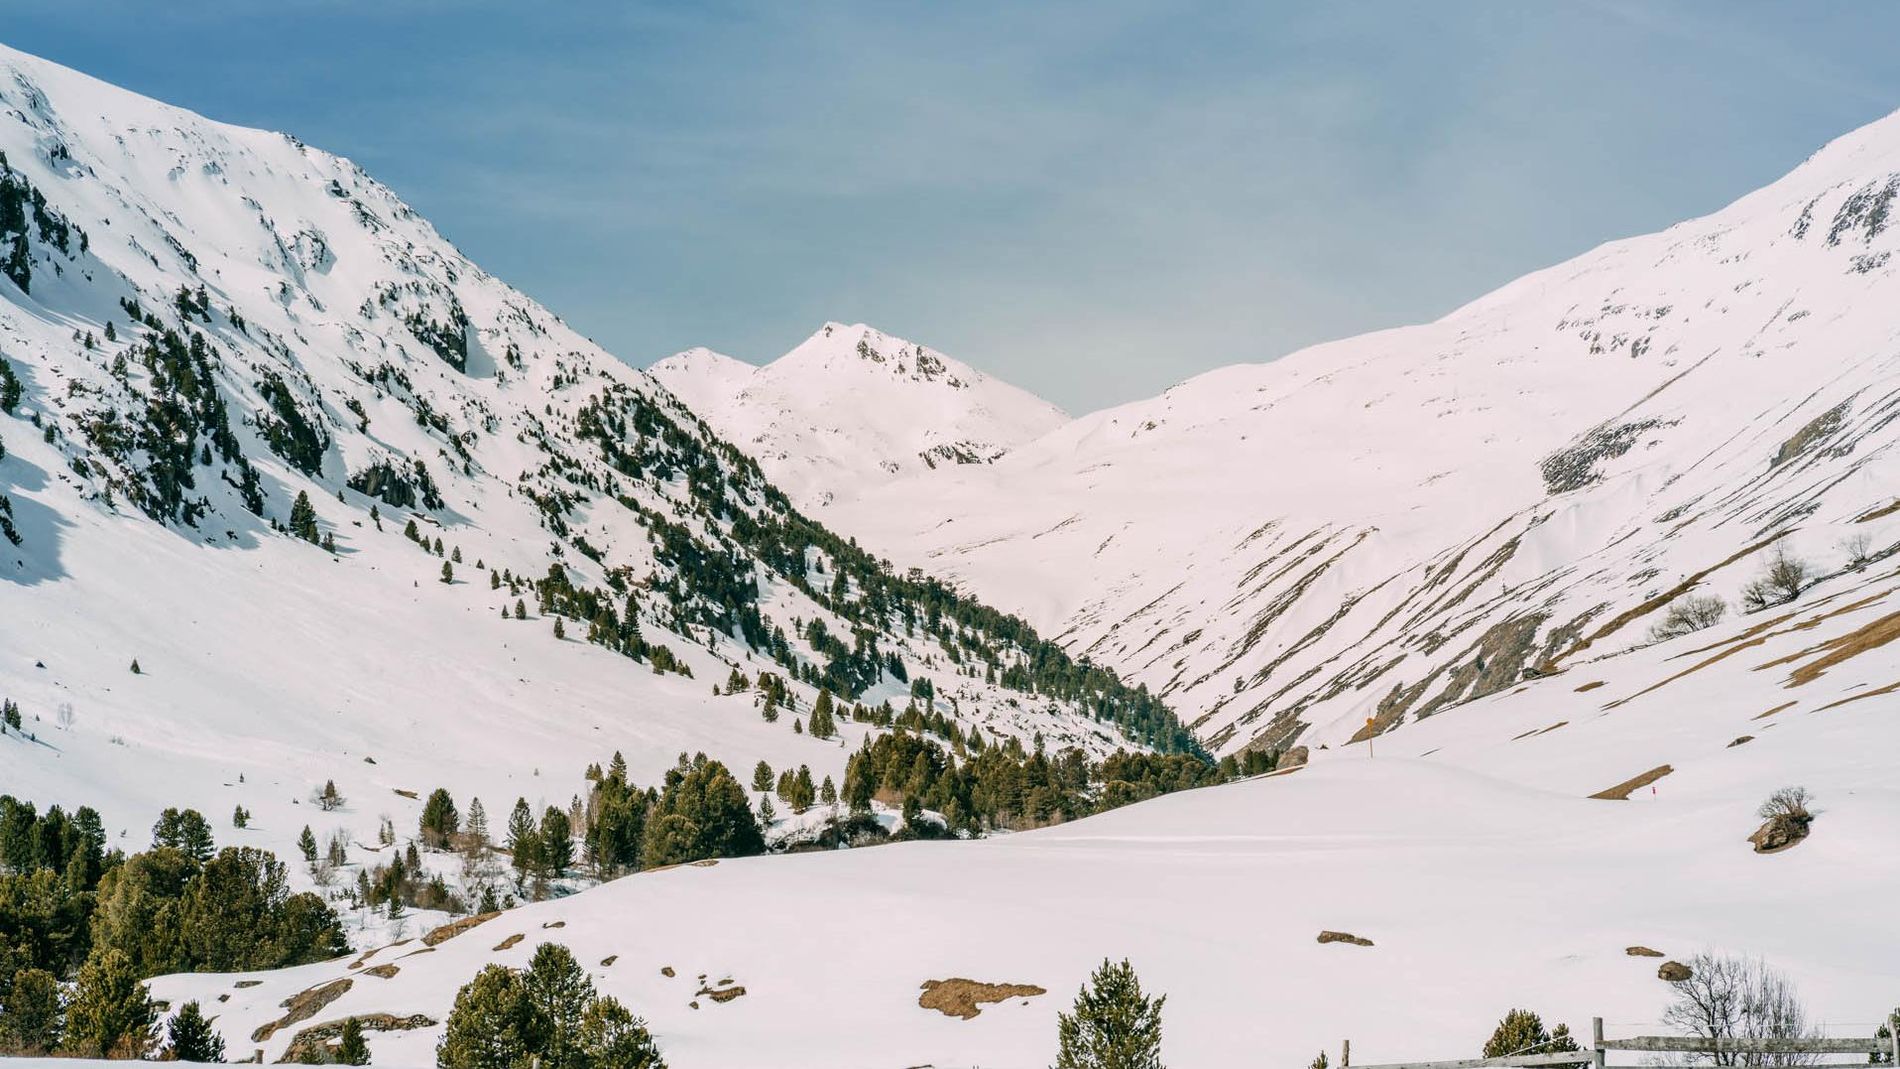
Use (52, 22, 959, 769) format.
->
(1840, 531, 1875, 569)
(1662, 953, 1818, 1066)
(1757, 787, 1812, 823)
(1741, 548, 1810, 612)
(1650, 594, 1728, 641)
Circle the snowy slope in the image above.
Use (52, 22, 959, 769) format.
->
(159, 568, 1900, 1066)
(0, 41, 1154, 921)
(814, 108, 1900, 755)
(651, 322, 1067, 511)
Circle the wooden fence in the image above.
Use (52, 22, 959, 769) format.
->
(1343, 1016, 1900, 1069)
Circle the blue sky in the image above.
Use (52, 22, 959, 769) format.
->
(9, 3, 1900, 413)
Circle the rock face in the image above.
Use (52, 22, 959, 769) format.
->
(1625, 946, 1665, 958)
(1658, 961, 1693, 982)
(1748, 814, 1812, 853)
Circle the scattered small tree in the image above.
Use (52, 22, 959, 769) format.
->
(336, 1016, 369, 1065)
(2, 967, 62, 1053)
(1650, 594, 1728, 641)
(1053, 958, 1166, 1069)
(167, 1000, 226, 1063)
(1662, 953, 1816, 1066)
(1741, 548, 1811, 611)
(299, 825, 319, 864)
(1482, 1009, 1578, 1059)
(422, 788, 461, 850)
(316, 780, 345, 811)
(1750, 787, 1815, 852)
(1840, 531, 1875, 569)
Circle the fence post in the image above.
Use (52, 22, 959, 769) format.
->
(1889, 1013, 1898, 1067)
(1591, 1017, 1606, 1069)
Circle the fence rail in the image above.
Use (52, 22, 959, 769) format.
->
(1342, 1015, 1900, 1069)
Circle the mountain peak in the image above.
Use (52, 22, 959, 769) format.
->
(649, 323, 1066, 510)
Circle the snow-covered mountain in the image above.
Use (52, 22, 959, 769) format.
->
(810, 107, 1900, 756)
(0, 39, 1185, 914)
(651, 322, 1066, 511)
(8, 40, 1900, 1069)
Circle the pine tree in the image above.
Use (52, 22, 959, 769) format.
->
(465, 797, 490, 854)
(153, 807, 215, 862)
(298, 825, 318, 864)
(317, 780, 345, 811)
(540, 807, 574, 876)
(808, 689, 837, 739)
(3, 967, 62, 1053)
(507, 798, 541, 880)
(63, 947, 156, 1059)
(515, 599, 527, 620)
(442, 560, 455, 584)
(167, 1000, 225, 1062)
(130, 658, 142, 675)
(289, 491, 320, 544)
(403, 518, 420, 542)
(751, 760, 773, 793)
(1053, 958, 1165, 1069)
(820, 776, 838, 807)
(1482, 1010, 1576, 1060)
(335, 1016, 369, 1065)
(421, 788, 460, 849)
(758, 795, 776, 823)
(491, 570, 502, 590)
(232, 805, 249, 829)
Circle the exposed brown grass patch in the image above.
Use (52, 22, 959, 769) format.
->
(918, 978, 1047, 1019)
(1817, 678, 1900, 711)
(492, 934, 524, 952)
(1727, 736, 1755, 748)
(1317, 930, 1374, 947)
(251, 977, 353, 1043)
(422, 911, 500, 946)
(541, 920, 566, 929)
(1589, 764, 1673, 800)
(1754, 701, 1798, 720)
(392, 788, 419, 800)
(1759, 610, 1900, 686)
(1856, 499, 1900, 524)
(362, 964, 400, 979)
(1574, 681, 1606, 692)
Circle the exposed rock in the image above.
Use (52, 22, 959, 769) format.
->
(421, 911, 500, 946)
(1748, 814, 1811, 853)
(1317, 930, 1374, 947)
(917, 978, 1047, 1020)
(1658, 960, 1693, 982)
(1625, 946, 1664, 957)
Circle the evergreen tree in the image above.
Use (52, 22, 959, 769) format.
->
(1053, 958, 1165, 1069)
(421, 788, 461, 849)
(507, 799, 541, 880)
(153, 807, 215, 862)
(289, 491, 320, 544)
(63, 947, 156, 1059)
(808, 689, 837, 739)
(1481, 1010, 1576, 1060)
(577, 995, 666, 1068)
(540, 807, 574, 877)
(437, 944, 665, 1069)
(820, 776, 838, 807)
(465, 797, 490, 853)
(168, 1000, 225, 1063)
(751, 761, 773, 793)
(442, 560, 455, 584)
(232, 805, 249, 829)
(2, 967, 62, 1053)
(335, 1016, 370, 1065)
(437, 964, 534, 1069)
(298, 825, 318, 864)
(130, 658, 142, 675)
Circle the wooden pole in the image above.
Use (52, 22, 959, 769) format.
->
(1591, 1017, 1606, 1069)
(1344, 1039, 1351, 1068)
(1889, 1014, 1898, 1068)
